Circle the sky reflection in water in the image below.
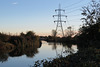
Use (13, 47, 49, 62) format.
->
(0, 41, 78, 67)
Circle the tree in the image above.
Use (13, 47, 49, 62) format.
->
(65, 26, 75, 37)
(52, 30, 57, 37)
(80, 0, 100, 34)
(78, 0, 100, 41)
(81, 0, 100, 27)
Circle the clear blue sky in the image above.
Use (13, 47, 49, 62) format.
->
(0, 0, 92, 36)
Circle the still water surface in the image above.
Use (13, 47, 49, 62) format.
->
(0, 41, 78, 67)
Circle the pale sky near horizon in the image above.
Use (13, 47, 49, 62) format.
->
(0, 0, 94, 36)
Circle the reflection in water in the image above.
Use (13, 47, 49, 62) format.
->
(0, 51, 9, 63)
(71, 45, 78, 53)
(0, 41, 78, 67)
(48, 42, 78, 57)
(0, 40, 41, 63)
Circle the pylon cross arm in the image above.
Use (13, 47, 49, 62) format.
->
(54, 20, 66, 22)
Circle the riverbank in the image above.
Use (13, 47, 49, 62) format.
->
(33, 38, 100, 67)
(43, 36, 76, 44)
(33, 42, 100, 67)
(43, 47, 100, 67)
(0, 31, 41, 53)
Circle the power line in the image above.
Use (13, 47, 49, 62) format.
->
(66, 8, 80, 14)
(56, 0, 91, 31)
(63, 2, 90, 20)
(68, 14, 81, 16)
(66, 18, 70, 25)
(68, 18, 81, 21)
(63, 0, 85, 9)
(62, 0, 90, 14)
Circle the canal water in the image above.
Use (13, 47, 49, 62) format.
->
(0, 41, 78, 67)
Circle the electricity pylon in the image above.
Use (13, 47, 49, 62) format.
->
(53, 4, 67, 37)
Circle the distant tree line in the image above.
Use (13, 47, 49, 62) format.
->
(0, 31, 41, 51)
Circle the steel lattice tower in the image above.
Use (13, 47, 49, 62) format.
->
(53, 4, 67, 37)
